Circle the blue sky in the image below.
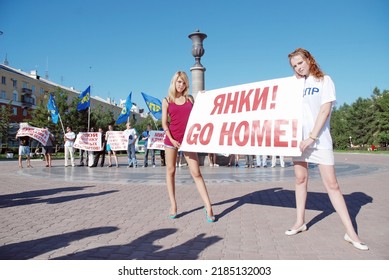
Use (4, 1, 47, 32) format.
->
(1, 0, 388, 109)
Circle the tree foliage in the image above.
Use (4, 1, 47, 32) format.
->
(0, 101, 13, 146)
(331, 87, 389, 149)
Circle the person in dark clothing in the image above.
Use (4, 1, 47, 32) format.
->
(90, 127, 106, 168)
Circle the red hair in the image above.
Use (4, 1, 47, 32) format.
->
(288, 48, 324, 79)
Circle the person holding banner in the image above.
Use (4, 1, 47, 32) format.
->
(286, 48, 368, 250)
(158, 126, 166, 166)
(90, 127, 106, 168)
(16, 135, 32, 168)
(42, 127, 55, 167)
(78, 127, 89, 167)
(162, 71, 215, 222)
(106, 124, 119, 168)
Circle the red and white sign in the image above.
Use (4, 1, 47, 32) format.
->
(180, 76, 304, 156)
(73, 132, 102, 151)
(147, 130, 165, 150)
(16, 126, 50, 146)
(106, 131, 128, 151)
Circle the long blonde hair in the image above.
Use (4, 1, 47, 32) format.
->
(167, 71, 190, 102)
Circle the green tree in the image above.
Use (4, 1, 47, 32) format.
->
(0, 101, 13, 148)
(29, 99, 51, 129)
(372, 88, 389, 147)
(331, 104, 352, 149)
(64, 97, 90, 133)
(134, 114, 160, 136)
(30, 87, 70, 146)
(90, 105, 116, 131)
(347, 97, 375, 146)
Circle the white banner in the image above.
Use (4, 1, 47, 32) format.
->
(106, 131, 128, 151)
(16, 126, 50, 146)
(73, 132, 102, 151)
(147, 130, 165, 150)
(181, 76, 304, 156)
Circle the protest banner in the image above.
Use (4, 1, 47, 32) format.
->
(147, 130, 165, 150)
(106, 131, 128, 151)
(180, 76, 304, 156)
(73, 132, 102, 151)
(16, 126, 50, 146)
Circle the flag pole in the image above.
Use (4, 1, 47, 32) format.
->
(88, 106, 91, 132)
(151, 116, 158, 130)
(58, 113, 65, 134)
(87, 85, 91, 132)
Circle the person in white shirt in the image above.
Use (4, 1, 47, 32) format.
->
(285, 48, 368, 251)
(64, 126, 76, 167)
(123, 122, 138, 167)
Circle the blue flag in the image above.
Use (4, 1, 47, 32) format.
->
(116, 92, 132, 124)
(47, 93, 59, 124)
(77, 86, 91, 111)
(141, 92, 162, 120)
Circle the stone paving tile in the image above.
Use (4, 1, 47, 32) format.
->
(0, 153, 388, 260)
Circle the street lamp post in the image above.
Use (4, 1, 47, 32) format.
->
(188, 30, 207, 99)
(349, 136, 352, 147)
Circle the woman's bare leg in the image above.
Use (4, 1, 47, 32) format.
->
(165, 147, 178, 215)
(185, 152, 214, 217)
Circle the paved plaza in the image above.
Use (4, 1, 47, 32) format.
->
(0, 153, 388, 260)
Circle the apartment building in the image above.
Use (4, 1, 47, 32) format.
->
(0, 63, 126, 122)
(0, 63, 146, 149)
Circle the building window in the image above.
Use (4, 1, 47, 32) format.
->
(40, 88, 44, 95)
(12, 79, 17, 88)
(12, 107, 17, 115)
(13, 91, 18, 102)
(23, 82, 28, 88)
(1, 76, 5, 85)
(1, 90, 5, 99)
(23, 108, 28, 117)
(31, 85, 35, 93)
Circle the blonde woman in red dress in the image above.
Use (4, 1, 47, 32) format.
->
(162, 71, 215, 222)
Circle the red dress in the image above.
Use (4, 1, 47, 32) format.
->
(164, 99, 193, 146)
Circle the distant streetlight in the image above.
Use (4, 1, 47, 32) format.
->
(188, 29, 207, 68)
(349, 136, 352, 146)
(188, 30, 207, 99)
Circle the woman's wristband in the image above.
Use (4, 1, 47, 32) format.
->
(164, 128, 169, 132)
(309, 133, 318, 141)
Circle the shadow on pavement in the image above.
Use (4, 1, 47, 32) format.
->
(0, 226, 118, 260)
(0, 186, 118, 208)
(213, 187, 373, 233)
(54, 228, 222, 260)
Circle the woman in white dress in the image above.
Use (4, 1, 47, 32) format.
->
(285, 48, 368, 251)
